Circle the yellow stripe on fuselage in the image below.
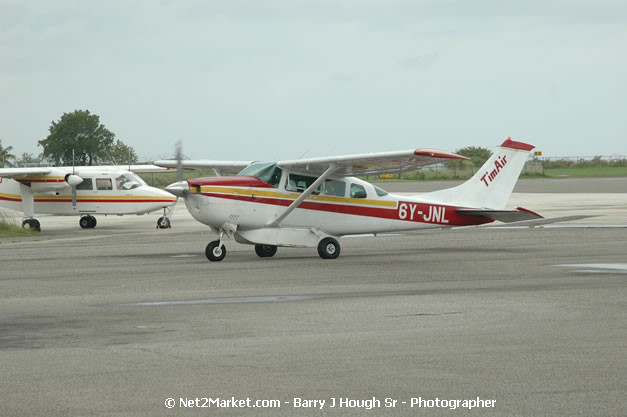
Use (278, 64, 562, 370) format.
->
(0, 191, 22, 199)
(199, 186, 397, 207)
(18, 176, 65, 180)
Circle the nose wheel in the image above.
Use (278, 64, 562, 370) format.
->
(156, 216, 171, 229)
(206, 240, 227, 262)
(79, 215, 97, 229)
(156, 207, 172, 229)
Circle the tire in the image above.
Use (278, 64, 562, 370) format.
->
(88, 216, 97, 228)
(79, 216, 91, 229)
(254, 244, 278, 258)
(317, 237, 340, 259)
(205, 240, 227, 262)
(157, 216, 171, 229)
(22, 219, 41, 232)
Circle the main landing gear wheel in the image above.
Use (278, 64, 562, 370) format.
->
(79, 215, 97, 229)
(255, 244, 278, 258)
(156, 216, 171, 229)
(318, 237, 340, 259)
(206, 240, 227, 262)
(22, 219, 41, 232)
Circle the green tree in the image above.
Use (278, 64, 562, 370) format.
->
(16, 152, 43, 167)
(0, 140, 16, 167)
(107, 139, 139, 164)
(39, 110, 119, 166)
(455, 146, 492, 167)
(445, 146, 492, 176)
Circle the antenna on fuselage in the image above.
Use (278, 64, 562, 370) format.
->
(297, 149, 311, 160)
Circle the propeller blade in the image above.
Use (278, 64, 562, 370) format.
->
(72, 186, 77, 209)
(175, 140, 184, 183)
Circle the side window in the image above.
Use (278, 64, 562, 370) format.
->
(323, 179, 346, 197)
(76, 178, 93, 191)
(286, 174, 321, 194)
(350, 183, 367, 198)
(96, 178, 112, 190)
(374, 185, 388, 197)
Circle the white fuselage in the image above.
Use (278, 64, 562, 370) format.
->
(182, 173, 490, 238)
(0, 170, 176, 216)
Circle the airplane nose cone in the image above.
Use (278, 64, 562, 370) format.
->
(165, 181, 189, 197)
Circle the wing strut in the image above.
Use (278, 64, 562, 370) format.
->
(267, 164, 338, 227)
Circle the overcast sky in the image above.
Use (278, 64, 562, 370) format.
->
(1, 0, 625, 162)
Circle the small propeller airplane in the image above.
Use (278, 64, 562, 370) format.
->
(155, 138, 542, 262)
(0, 165, 177, 231)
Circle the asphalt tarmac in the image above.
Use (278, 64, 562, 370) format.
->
(1, 178, 626, 416)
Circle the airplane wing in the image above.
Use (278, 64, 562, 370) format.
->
(266, 149, 468, 227)
(0, 167, 53, 179)
(105, 164, 173, 173)
(152, 160, 253, 175)
(277, 149, 469, 177)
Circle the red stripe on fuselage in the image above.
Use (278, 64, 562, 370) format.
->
(201, 192, 493, 226)
(0, 195, 21, 202)
(33, 199, 175, 203)
(16, 179, 65, 183)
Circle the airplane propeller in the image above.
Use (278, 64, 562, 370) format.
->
(164, 140, 189, 198)
(66, 174, 83, 208)
(66, 151, 83, 209)
(176, 140, 184, 183)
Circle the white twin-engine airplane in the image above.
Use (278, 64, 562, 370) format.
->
(157, 138, 542, 262)
(0, 165, 177, 231)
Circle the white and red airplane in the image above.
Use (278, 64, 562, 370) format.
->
(156, 138, 541, 261)
(0, 165, 177, 231)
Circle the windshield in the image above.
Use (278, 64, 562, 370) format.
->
(237, 162, 282, 187)
(116, 172, 146, 190)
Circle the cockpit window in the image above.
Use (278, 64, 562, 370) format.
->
(373, 185, 388, 197)
(350, 183, 367, 198)
(96, 178, 112, 190)
(286, 173, 322, 194)
(323, 179, 346, 197)
(237, 162, 282, 187)
(116, 173, 146, 190)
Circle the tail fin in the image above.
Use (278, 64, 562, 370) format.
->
(420, 138, 534, 210)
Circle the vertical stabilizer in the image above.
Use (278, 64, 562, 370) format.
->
(420, 138, 534, 210)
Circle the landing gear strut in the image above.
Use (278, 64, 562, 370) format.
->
(79, 215, 97, 229)
(204, 224, 237, 262)
(22, 218, 41, 232)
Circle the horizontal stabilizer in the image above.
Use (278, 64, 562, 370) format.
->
(457, 206, 543, 223)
